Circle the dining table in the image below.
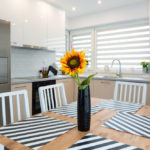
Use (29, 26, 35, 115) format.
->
(0, 98, 150, 150)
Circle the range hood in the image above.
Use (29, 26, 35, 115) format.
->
(11, 43, 55, 51)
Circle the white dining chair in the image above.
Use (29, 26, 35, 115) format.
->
(113, 81, 147, 105)
(39, 83, 67, 113)
(0, 90, 30, 126)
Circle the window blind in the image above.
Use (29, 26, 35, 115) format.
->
(96, 19, 150, 71)
(70, 30, 92, 68)
(47, 36, 66, 68)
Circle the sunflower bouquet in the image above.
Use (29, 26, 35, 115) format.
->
(60, 49, 96, 90)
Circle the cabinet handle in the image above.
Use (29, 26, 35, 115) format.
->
(14, 86, 27, 89)
(100, 81, 111, 84)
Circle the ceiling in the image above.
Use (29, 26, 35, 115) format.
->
(46, 0, 145, 18)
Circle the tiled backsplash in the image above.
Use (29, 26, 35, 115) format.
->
(11, 47, 56, 78)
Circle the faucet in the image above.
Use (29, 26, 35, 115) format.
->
(111, 59, 122, 77)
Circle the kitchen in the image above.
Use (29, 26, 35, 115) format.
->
(0, 0, 150, 150)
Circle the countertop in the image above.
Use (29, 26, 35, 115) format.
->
(11, 75, 71, 85)
(11, 74, 150, 85)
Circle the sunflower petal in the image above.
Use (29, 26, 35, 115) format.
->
(80, 51, 85, 58)
(66, 51, 71, 57)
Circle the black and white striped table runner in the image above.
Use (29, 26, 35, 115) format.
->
(97, 100, 142, 113)
(51, 102, 103, 118)
(68, 133, 142, 150)
(103, 112, 150, 138)
(0, 144, 9, 150)
(0, 115, 76, 150)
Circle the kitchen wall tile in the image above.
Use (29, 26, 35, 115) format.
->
(11, 47, 56, 78)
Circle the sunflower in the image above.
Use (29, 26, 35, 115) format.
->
(60, 49, 87, 76)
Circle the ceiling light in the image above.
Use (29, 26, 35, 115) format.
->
(98, 0, 102, 4)
(24, 19, 29, 23)
(72, 7, 76, 11)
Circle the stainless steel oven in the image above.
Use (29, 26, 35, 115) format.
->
(0, 57, 8, 84)
(0, 19, 11, 125)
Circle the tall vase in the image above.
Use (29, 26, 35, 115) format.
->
(77, 85, 91, 131)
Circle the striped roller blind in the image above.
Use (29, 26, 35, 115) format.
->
(47, 36, 66, 68)
(71, 30, 92, 68)
(96, 19, 150, 71)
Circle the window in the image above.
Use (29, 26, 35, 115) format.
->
(69, 19, 150, 73)
(70, 30, 93, 68)
(95, 19, 150, 72)
(47, 36, 66, 68)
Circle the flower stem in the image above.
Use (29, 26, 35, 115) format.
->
(76, 72, 80, 87)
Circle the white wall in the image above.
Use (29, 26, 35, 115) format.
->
(67, 1, 148, 30)
(11, 47, 56, 78)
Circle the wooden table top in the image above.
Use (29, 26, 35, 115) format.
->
(0, 98, 150, 150)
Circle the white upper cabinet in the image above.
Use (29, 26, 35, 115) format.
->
(23, 0, 48, 47)
(47, 5, 65, 51)
(10, 0, 24, 46)
(0, 0, 24, 46)
(0, 0, 11, 21)
(0, 0, 65, 49)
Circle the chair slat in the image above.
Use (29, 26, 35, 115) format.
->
(142, 85, 147, 105)
(124, 84, 127, 102)
(133, 85, 136, 103)
(61, 84, 67, 105)
(128, 85, 132, 102)
(57, 87, 62, 106)
(16, 94, 21, 121)
(137, 86, 141, 104)
(38, 89, 47, 112)
(54, 87, 58, 107)
(50, 88, 54, 109)
(119, 84, 123, 101)
(43, 90, 48, 111)
(23, 91, 30, 118)
(2, 96, 6, 126)
(113, 83, 118, 100)
(47, 89, 52, 110)
(9, 95, 14, 123)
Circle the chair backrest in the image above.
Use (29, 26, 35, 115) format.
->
(0, 90, 30, 126)
(113, 81, 147, 105)
(38, 83, 67, 113)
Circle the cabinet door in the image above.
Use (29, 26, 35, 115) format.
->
(0, 0, 24, 46)
(11, 83, 32, 121)
(56, 79, 74, 103)
(93, 80, 115, 99)
(47, 6, 65, 51)
(23, 0, 47, 47)
(0, 0, 10, 21)
(10, 0, 24, 46)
